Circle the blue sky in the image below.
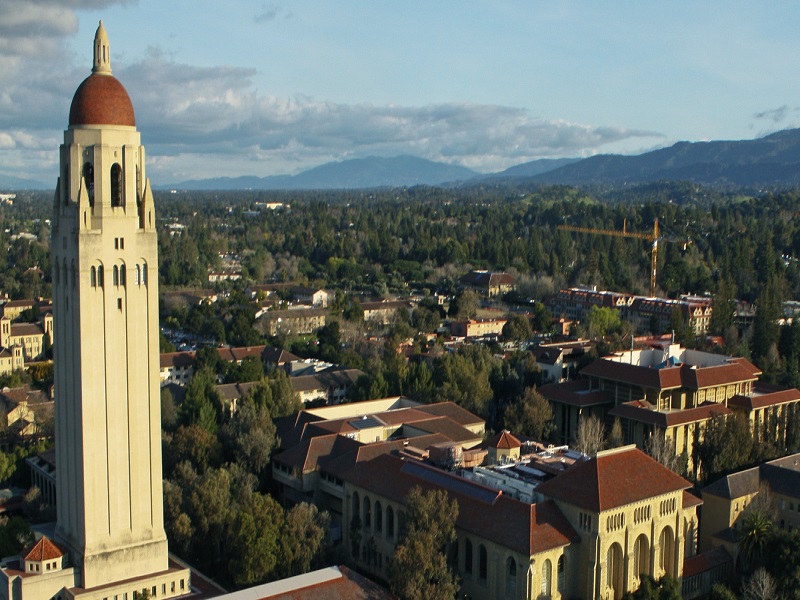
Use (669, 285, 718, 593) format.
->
(2, 1, 799, 186)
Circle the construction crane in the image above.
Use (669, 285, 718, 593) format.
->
(557, 219, 662, 297)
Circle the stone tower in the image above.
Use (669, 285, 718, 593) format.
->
(50, 21, 170, 591)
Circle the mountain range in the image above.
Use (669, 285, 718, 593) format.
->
(7, 129, 800, 191)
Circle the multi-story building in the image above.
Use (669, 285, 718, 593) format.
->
(0, 314, 53, 363)
(459, 270, 517, 297)
(361, 300, 413, 325)
(449, 317, 507, 339)
(540, 341, 800, 474)
(547, 287, 713, 337)
(255, 307, 327, 336)
(700, 453, 800, 556)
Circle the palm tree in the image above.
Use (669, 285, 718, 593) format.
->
(738, 509, 773, 571)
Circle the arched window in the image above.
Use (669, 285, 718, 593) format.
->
(97, 265, 104, 287)
(142, 263, 148, 285)
(135, 264, 141, 285)
(659, 526, 675, 577)
(111, 163, 122, 207)
(541, 558, 552, 598)
(506, 557, 517, 597)
(634, 534, 650, 577)
(558, 555, 566, 593)
(375, 501, 382, 533)
(83, 162, 94, 207)
(386, 505, 395, 538)
(465, 539, 473, 574)
(607, 542, 623, 600)
(112, 265, 119, 286)
(363, 496, 371, 529)
(90, 266, 96, 287)
(478, 544, 487, 580)
(119, 264, 126, 287)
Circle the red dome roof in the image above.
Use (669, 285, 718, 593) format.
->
(69, 73, 135, 127)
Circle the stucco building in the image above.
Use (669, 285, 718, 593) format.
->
(0, 22, 190, 600)
(541, 341, 800, 475)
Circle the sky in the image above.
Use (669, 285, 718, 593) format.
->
(2, 1, 800, 186)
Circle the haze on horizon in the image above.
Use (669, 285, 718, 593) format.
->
(2, 0, 799, 186)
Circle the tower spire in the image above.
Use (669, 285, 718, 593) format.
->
(92, 20, 111, 74)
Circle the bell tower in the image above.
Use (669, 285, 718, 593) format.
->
(50, 21, 175, 591)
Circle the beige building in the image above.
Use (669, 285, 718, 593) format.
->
(341, 445, 700, 600)
(699, 453, 800, 557)
(449, 317, 507, 338)
(459, 270, 517, 297)
(0, 22, 190, 600)
(541, 342, 800, 475)
(0, 314, 53, 363)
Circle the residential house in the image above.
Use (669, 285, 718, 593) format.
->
(361, 301, 413, 325)
(459, 270, 517, 297)
(255, 308, 327, 337)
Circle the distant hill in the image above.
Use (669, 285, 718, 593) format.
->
(527, 128, 800, 188)
(485, 157, 581, 180)
(159, 155, 478, 190)
(0, 174, 50, 190)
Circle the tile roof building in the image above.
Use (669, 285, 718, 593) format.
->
(547, 287, 713, 337)
(459, 270, 517, 298)
(540, 341, 800, 475)
(700, 453, 800, 556)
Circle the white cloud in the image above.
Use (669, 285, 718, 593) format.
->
(0, 10, 663, 185)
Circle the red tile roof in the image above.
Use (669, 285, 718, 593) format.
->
(24, 536, 63, 561)
(728, 387, 800, 410)
(486, 430, 522, 449)
(539, 379, 613, 408)
(342, 453, 577, 555)
(536, 446, 691, 512)
(608, 400, 730, 428)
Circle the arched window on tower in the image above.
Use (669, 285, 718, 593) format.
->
(119, 264, 126, 287)
(135, 265, 141, 285)
(111, 163, 122, 207)
(83, 162, 94, 207)
(142, 263, 148, 285)
(112, 265, 119, 286)
(90, 266, 96, 287)
(97, 265, 104, 287)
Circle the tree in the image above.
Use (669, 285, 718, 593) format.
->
(161, 387, 179, 431)
(502, 387, 554, 441)
(180, 367, 221, 434)
(219, 399, 276, 477)
(281, 503, 330, 577)
(227, 492, 285, 586)
(607, 418, 624, 449)
(574, 415, 606, 456)
(695, 415, 754, 483)
(622, 575, 682, 600)
(389, 487, 459, 600)
(448, 289, 479, 320)
(645, 431, 681, 473)
(587, 306, 622, 339)
(738, 509, 773, 572)
(742, 568, 778, 600)
(502, 314, 533, 342)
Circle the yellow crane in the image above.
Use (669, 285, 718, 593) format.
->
(557, 219, 661, 297)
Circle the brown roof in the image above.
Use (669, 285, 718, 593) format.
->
(9, 322, 44, 337)
(536, 446, 691, 512)
(415, 402, 485, 428)
(24, 536, 64, 561)
(342, 453, 577, 556)
(69, 72, 135, 127)
(682, 490, 703, 509)
(539, 379, 613, 408)
(159, 351, 196, 370)
(682, 547, 732, 579)
(728, 386, 800, 410)
(608, 400, 730, 428)
(486, 430, 522, 450)
(253, 565, 394, 600)
(402, 417, 482, 445)
(581, 358, 760, 392)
